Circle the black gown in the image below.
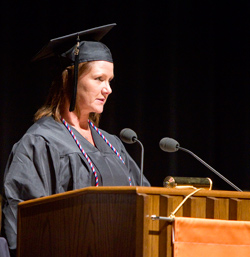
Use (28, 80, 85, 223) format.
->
(2, 116, 150, 252)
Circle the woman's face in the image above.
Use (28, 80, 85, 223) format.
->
(76, 61, 114, 115)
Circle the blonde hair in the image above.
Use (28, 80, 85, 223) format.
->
(34, 62, 100, 126)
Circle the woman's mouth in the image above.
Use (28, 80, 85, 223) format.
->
(96, 98, 105, 104)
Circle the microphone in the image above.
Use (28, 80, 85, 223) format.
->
(120, 128, 144, 186)
(159, 137, 242, 192)
(120, 128, 138, 144)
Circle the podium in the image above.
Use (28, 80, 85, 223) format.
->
(17, 187, 250, 257)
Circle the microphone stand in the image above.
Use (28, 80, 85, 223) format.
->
(178, 146, 242, 192)
(134, 138, 144, 186)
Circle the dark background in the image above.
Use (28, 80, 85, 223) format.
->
(1, 1, 250, 191)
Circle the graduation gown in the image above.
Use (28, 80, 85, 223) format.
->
(2, 116, 150, 252)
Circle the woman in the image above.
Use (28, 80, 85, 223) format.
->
(2, 24, 150, 255)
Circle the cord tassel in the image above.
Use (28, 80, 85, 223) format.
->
(69, 34, 80, 112)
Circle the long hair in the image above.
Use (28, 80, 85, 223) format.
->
(34, 62, 100, 126)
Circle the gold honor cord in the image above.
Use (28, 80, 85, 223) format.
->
(151, 188, 203, 222)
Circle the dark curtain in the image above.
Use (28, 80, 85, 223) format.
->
(1, 1, 250, 190)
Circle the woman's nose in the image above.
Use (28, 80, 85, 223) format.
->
(103, 82, 112, 94)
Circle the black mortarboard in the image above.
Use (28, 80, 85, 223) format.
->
(32, 23, 116, 111)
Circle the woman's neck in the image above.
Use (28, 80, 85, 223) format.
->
(60, 106, 89, 130)
(61, 107, 95, 146)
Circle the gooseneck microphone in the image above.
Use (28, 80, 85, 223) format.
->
(159, 137, 242, 192)
(120, 128, 144, 186)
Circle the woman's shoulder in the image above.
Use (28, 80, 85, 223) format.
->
(13, 116, 76, 154)
(26, 116, 63, 136)
(97, 127, 122, 143)
(95, 127, 126, 153)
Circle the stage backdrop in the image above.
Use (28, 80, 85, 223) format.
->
(1, 1, 250, 191)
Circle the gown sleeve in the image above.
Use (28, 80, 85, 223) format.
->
(2, 134, 61, 252)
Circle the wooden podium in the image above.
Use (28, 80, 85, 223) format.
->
(17, 187, 250, 257)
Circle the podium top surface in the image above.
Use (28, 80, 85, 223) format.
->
(18, 186, 250, 209)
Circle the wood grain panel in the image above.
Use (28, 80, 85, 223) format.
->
(18, 191, 143, 257)
(206, 197, 229, 219)
(229, 198, 250, 220)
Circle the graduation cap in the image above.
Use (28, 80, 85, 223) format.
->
(32, 23, 116, 111)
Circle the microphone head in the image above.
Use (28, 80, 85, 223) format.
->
(120, 128, 138, 144)
(159, 137, 180, 152)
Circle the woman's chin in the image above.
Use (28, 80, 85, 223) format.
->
(93, 108, 104, 114)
